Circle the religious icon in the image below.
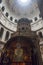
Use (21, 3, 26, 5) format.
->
(15, 48, 23, 57)
(14, 43, 23, 61)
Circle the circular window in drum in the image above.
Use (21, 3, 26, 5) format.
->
(34, 17, 37, 21)
(5, 12, 9, 17)
(10, 17, 13, 21)
(1, 6, 5, 12)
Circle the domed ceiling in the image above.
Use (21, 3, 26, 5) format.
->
(4, 0, 39, 18)
(0, 0, 40, 31)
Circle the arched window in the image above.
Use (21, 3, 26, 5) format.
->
(0, 27, 4, 38)
(5, 31, 9, 41)
(39, 32, 43, 38)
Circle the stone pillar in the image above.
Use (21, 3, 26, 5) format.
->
(35, 40, 42, 65)
(1, 30, 6, 42)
